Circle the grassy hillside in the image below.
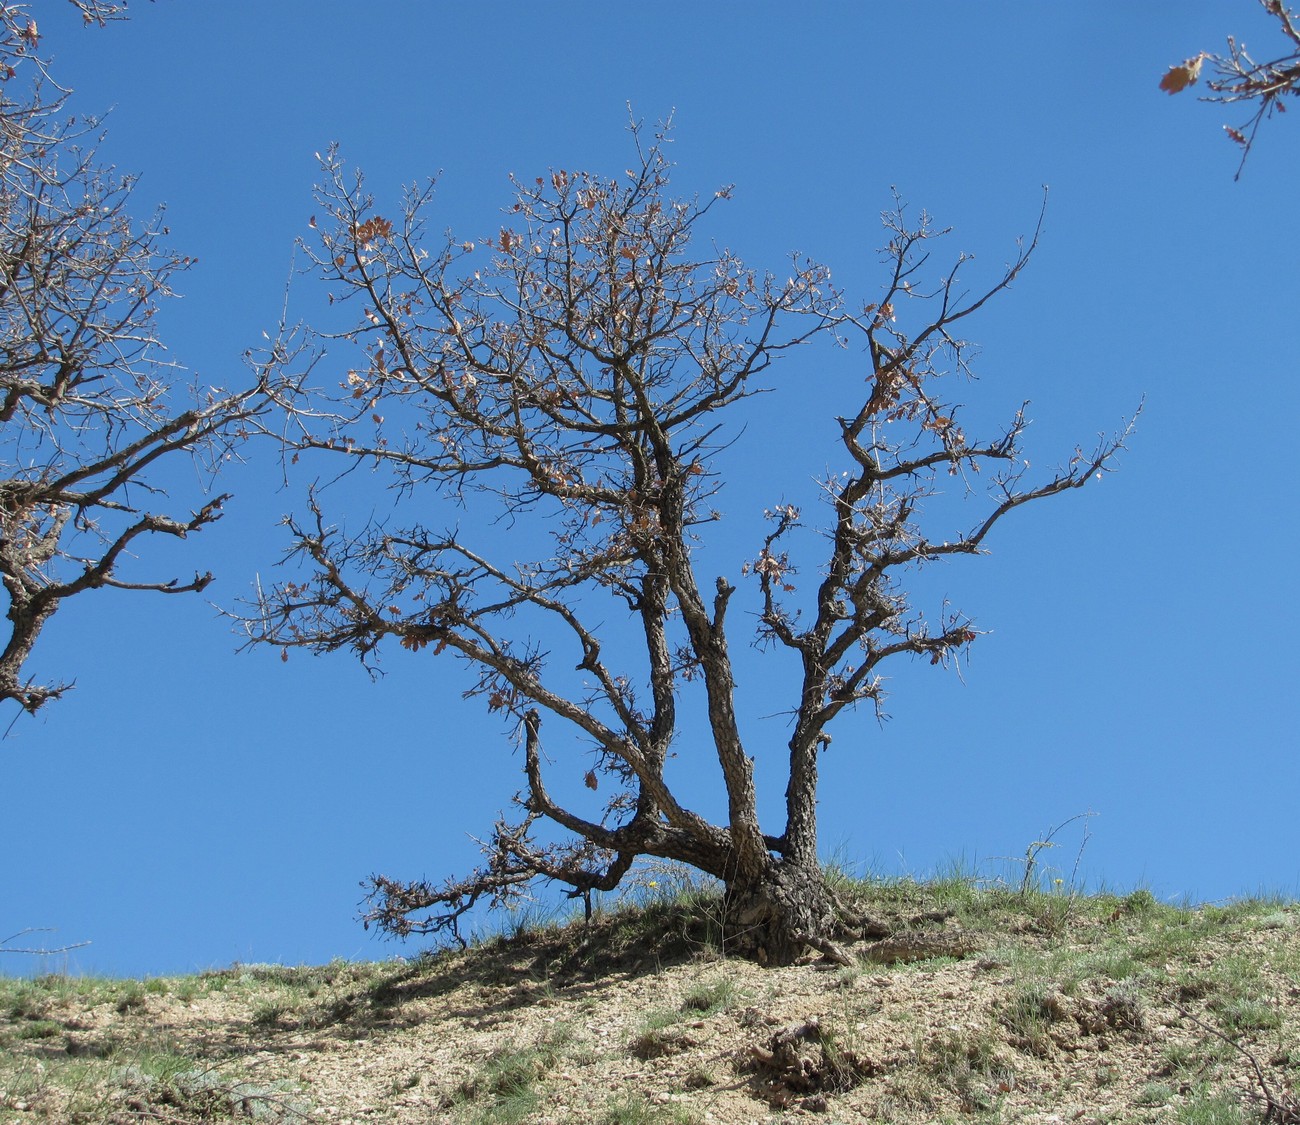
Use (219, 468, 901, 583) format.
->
(2, 874, 1298, 1124)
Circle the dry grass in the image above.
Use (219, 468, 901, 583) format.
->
(2, 875, 1298, 1124)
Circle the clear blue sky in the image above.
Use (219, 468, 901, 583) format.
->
(5, 1, 1298, 978)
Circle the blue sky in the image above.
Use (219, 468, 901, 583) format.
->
(4, 1, 1298, 978)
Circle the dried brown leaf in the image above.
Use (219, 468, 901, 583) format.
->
(1160, 54, 1206, 94)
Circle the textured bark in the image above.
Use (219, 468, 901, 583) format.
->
(723, 860, 846, 967)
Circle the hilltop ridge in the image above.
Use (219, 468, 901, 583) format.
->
(2, 877, 1298, 1123)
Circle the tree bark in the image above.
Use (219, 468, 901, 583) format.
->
(723, 858, 845, 967)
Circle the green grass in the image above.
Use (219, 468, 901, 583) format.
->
(453, 1023, 574, 1124)
(679, 974, 741, 1015)
(1176, 1085, 1247, 1124)
(997, 982, 1065, 1056)
(916, 1023, 1011, 1115)
(597, 1091, 701, 1125)
(0, 960, 398, 1122)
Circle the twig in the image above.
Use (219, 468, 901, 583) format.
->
(1018, 811, 1096, 897)
(0, 927, 90, 955)
(1171, 1000, 1300, 1123)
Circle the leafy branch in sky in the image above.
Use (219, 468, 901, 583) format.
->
(1161, 0, 1300, 177)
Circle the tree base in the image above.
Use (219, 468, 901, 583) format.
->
(723, 862, 854, 967)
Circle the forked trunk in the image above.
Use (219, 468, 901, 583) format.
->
(723, 858, 843, 967)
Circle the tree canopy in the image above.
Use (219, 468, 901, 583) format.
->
(246, 125, 1133, 964)
(1161, 0, 1300, 176)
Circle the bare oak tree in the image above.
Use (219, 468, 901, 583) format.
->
(250, 126, 1132, 965)
(1161, 0, 1300, 177)
(0, 3, 278, 713)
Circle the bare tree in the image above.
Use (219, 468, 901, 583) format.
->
(1161, 0, 1300, 177)
(249, 125, 1132, 965)
(0, 3, 278, 714)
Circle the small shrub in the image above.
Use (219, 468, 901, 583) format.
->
(251, 1001, 288, 1029)
(15, 1019, 62, 1040)
(112, 1065, 308, 1123)
(457, 1025, 572, 1124)
(171, 978, 204, 1003)
(1123, 889, 1158, 914)
(598, 1091, 698, 1124)
(682, 1066, 715, 1089)
(1160, 1040, 1202, 1077)
(600, 1092, 655, 1124)
(833, 963, 863, 990)
(5, 988, 48, 1021)
(630, 1025, 695, 1060)
(1209, 996, 1282, 1033)
(114, 983, 147, 1014)
(1099, 980, 1145, 1032)
(998, 982, 1072, 1057)
(1135, 1081, 1176, 1107)
(919, 1025, 1008, 1112)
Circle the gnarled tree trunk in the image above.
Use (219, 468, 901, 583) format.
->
(723, 859, 845, 967)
